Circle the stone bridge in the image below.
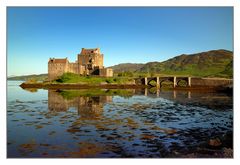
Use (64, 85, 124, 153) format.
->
(134, 76, 233, 88)
(135, 76, 191, 88)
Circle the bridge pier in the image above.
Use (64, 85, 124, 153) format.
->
(188, 91, 191, 99)
(173, 76, 177, 88)
(156, 77, 160, 88)
(156, 89, 160, 97)
(173, 90, 176, 99)
(144, 77, 148, 86)
(144, 88, 148, 96)
(188, 77, 191, 87)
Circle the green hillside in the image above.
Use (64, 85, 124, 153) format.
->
(138, 49, 233, 77)
(7, 74, 48, 81)
(218, 60, 233, 77)
(109, 63, 144, 73)
(109, 49, 232, 78)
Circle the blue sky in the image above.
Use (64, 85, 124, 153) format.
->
(7, 7, 233, 76)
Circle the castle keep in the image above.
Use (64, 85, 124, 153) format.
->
(48, 48, 113, 81)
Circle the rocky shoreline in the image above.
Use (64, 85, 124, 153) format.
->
(171, 131, 233, 158)
(20, 82, 145, 89)
(19, 82, 232, 94)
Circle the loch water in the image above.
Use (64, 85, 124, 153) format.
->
(7, 81, 233, 158)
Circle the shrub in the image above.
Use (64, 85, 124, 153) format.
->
(26, 78, 37, 83)
(117, 71, 133, 77)
(105, 79, 111, 84)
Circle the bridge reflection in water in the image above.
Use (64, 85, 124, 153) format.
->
(143, 88, 191, 99)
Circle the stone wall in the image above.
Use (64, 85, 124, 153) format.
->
(191, 78, 233, 87)
(68, 63, 79, 74)
(79, 65, 86, 75)
(48, 60, 68, 81)
(78, 53, 103, 68)
(99, 68, 113, 77)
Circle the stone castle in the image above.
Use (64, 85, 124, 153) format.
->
(48, 48, 113, 81)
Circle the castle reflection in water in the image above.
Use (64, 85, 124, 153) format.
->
(48, 90, 113, 117)
(47, 88, 231, 115)
(47, 88, 188, 116)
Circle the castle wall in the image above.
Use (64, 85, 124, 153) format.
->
(77, 54, 103, 68)
(79, 65, 86, 75)
(68, 63, 79, 74)
(78, 54, 89, 66)
(48, 61, 68, 81)
(78, 48, 103, 68)
(99, 68, 113, 77)
(93, 54, 103, 67)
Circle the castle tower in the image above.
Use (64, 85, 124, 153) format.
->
(77, 48, 104, 69)
(48, 58, 69, 81)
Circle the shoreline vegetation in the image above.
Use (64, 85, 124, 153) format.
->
(18, 73, 233, 94)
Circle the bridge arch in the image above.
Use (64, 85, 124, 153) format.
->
(139, 76, 191, 88)
(159, 78, 174, 88)
(147, 78, 157, 87)
(176, 77, 191, 87)
(176, 79, 188, 87)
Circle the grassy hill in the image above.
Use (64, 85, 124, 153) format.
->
(7, 74, 48, 81)
(218, 60, 233, 78)
(138, 49, 233, 77)
(109, 63, 144, 73)
(54, 73, 133, 84)
(112, 49, 233, 78)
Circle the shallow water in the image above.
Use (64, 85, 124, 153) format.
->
(7, 81, 233, 158)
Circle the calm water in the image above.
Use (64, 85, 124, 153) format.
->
(7, 81, 233, 158)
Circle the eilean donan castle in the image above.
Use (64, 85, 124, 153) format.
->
(48, 48, 113, 81)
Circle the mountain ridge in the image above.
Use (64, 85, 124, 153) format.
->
(110, 49, 233, 78)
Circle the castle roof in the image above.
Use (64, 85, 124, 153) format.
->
(80, 48, 101, 55)
(82, 48, 99, 51)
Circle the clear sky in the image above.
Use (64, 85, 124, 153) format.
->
(7, 7, 233, 76)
